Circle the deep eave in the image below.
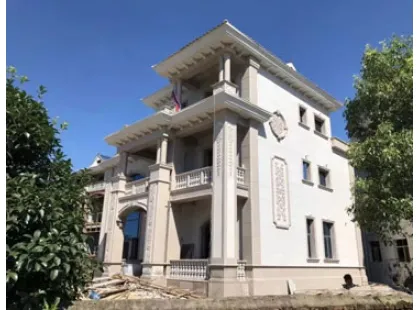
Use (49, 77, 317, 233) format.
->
(152, 20, 342, 112)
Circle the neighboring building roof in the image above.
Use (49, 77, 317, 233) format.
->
(151, 20, 342, 112)
(89, 153, 112, 168)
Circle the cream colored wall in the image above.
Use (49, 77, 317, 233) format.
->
(173, 200, 211, 258)
(126, 157, 153, 178)
(256, 69, 361, 267)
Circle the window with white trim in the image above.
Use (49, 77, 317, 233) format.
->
(299, 106, 307, 124)
(318, 167, 331, 188)
(314, 116, 325, 134)
(323, 221, 335, 259)
(302, 160, 311, 182)
(306, 218, 316, 258)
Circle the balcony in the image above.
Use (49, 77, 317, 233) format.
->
(174, 166, 247, 190)
(175, 167, 212, 190)
(125, 178, 149, 196)
(86, 180, 106, 192)
(169, 259, 209, 280)
(85, 212, 102, 233)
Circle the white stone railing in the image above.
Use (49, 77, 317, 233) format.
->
(170, 259, 209, 280)
(237, 167, 246, 186)
(125, 178, 149, 196)
(175, 167, 212, 190)
(86, 180, 106, 192)
(237, 260, 246, 280)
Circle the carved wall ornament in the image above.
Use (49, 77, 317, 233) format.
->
(271, 156, 291, 229)
(143, 184, 156, 263)
(269, 110, 288, 142)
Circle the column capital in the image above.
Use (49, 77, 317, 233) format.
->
(249, 56, 260, 69)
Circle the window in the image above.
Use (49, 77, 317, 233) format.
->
(314, 116, 325, 134)
(302, 161, 311, 181)
(306, 218, 316, 258)
(318, 167, 330, 188)
(323, 221, 335, 259)
(299, 107, 307, 124)
(395, 239, 410, 262)
(369, 241, 382, 262)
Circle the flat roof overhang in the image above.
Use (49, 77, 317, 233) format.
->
(105, 91, 272, 147)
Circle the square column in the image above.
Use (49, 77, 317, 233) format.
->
(211, 110, 238, 265)
(102, 152, 128, 275)
(142, 132, 177, 282)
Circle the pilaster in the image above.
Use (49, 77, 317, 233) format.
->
(241, 56, 260, 104)
(103, 152, 128, 275)
(142, 134, 175, 279)
(211, 110, 238, 266)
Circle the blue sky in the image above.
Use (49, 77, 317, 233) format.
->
(7, 0, 413, 170)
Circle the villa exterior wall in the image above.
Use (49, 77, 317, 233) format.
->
(256, 69, 361, 269)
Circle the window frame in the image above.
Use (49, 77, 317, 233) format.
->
(302, 160, 313, 185)
(306, 217, 317, 260)
(395, 238, 411, 262)
(314, 115, 326, 134)
(322, 220, 338, 262)
(298, 105, 310, 130)
(317, 166, 332, 191)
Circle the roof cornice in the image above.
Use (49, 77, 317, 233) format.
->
(152, 21, 342, 112)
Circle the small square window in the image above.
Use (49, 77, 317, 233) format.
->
(395, 239, 410, 262)
(370, 241, 382, 262)
(299, 107, 307, 124)
(302, 161, 311, 181)
(323, 221, 335, 259)
(314, 116, 325, 134)
(318, 167, 330, 188)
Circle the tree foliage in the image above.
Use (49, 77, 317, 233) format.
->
(6, 67, 99, 309)
(344, 36, 413, 241)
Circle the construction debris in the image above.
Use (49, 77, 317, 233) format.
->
(82, 274, 205, 300)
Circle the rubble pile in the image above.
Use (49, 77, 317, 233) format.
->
(83, 274, 205, 300)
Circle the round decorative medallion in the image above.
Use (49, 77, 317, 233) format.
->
(269, 110, 288, 142)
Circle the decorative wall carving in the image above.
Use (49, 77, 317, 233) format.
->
(215, 121, 223, 178)
(269, 110, 288, 142)
(271, 156, 291, 229)
(226, 122, 235, 177)
(143, 184, 156, 263)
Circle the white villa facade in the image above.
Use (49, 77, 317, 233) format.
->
(84, 20, 368, 297)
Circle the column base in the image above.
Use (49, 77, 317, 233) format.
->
(141, 263, 168, 286)
(208, 265, 249, 298)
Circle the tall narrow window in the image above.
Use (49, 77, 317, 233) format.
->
(323, 221, 335, 259)
(318, 167, 330, 188)
(306, 218, 316, 258)
(314, 116, 325, 134)
(299, 106, 307, 124)
(369, 241, 382, 262)
(395, 239, 410, 262)
(302, 161, 311, 181)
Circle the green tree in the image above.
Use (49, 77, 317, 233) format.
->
(344, 36, 413, 241)
(6, 67, 99, 309)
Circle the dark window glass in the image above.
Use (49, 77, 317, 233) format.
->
(303, 161, 311, 180)
(307, 219, 315, 258)
(323, 222, 334, 259)
(319, 169, 328, 187)
(395, 239, 410, 262)
(299, 107, 306, 123)
(315, 117, 324, 133)
(370, 241, 382, 262)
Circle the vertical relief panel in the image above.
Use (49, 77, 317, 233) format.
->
(271, 156, 291, 229)
(143, 183, 157, 263)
